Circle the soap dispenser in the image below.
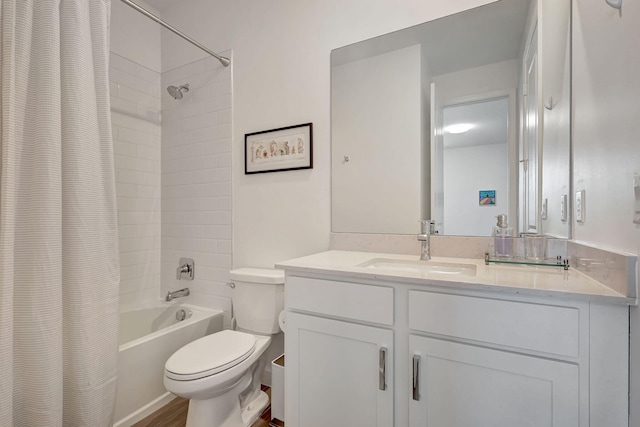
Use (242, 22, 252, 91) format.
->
(493, 214, 513, 258)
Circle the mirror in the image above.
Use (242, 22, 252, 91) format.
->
(331, 0, 571, 238)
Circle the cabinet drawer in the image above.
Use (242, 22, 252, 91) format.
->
(409, 290, 580, 358)
(287, 276, 394, 325)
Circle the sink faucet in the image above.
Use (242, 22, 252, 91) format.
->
(166, 287, 190, 302)
(417, 220, 436, 260)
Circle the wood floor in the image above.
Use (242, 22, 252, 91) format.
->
(133, 386, 272, 427)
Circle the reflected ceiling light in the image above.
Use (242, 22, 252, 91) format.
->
(444, 123, 474, 134)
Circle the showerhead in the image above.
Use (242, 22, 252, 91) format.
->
(167, 84, 189, 100)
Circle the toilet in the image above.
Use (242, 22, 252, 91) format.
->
(164, 268, 284, 427)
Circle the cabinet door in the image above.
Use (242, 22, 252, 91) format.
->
(409, 335, 579, 427)
(285, 312, 394, 427)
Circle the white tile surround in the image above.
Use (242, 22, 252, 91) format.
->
(160, 53, 234, 325)
(110, 49, 234, 323)
(110, 52, 162, 307)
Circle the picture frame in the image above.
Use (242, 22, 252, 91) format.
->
(245, 123, 313, 174)
(479, 190, 496, 205)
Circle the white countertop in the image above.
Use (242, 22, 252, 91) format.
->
(275, 250, 635, 305)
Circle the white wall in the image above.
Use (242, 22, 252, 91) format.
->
(157, 0, 494, 269)
(332, 45, 422, 234)
(572, 1, 640, 253)
(110, 0, 162, 307)
(571, 0, 640, 424)
(111, 0, 161, 73)
(160, 55, 233, 322)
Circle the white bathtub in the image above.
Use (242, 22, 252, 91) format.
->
(113, 303, 224, 427)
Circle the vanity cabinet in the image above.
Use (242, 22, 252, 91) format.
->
(285, 276, 395, 426)
(284, 274, 628, 427)
(408, 290, 582, 426)
(409, 336, 579, 427)
(286, 313, 394, 426)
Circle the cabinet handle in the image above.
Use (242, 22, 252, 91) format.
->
(412, 354, 420, 401)
(379, 347, 387, 391)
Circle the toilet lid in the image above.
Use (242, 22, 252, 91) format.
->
(165, 330, 256, 381)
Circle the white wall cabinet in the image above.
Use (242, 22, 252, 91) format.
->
(284, 274, 628, 427)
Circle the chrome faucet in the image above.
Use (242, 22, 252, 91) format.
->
(166, 287, 190, 302)
(176, 263, 190, 279)
(176, 258, 194, 280)
(417, 220, 436, 260)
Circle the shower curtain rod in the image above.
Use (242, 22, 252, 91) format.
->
(118, 0, 231, 67)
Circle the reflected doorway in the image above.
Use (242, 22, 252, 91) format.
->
(440, 96, 512, 236)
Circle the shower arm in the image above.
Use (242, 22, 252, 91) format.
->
(118, 0, 231, 67)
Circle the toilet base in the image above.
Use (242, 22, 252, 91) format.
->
(185, 387, 269, 427)
(241, 390, 269, 426)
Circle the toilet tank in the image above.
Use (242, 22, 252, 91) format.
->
(229, 268, 284, 334)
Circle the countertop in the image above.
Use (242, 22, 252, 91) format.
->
(275, 250, 636, 305)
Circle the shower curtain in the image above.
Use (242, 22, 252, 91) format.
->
(0, 0, 120, 425)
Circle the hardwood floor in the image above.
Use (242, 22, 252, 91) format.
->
(132, 386, 272, 427)
(132, 397, 189, 427)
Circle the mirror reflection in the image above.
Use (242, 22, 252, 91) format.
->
(331, 0, 571, 238)
(441, 97, 510, 236)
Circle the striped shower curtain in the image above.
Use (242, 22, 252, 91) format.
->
(0, 0, 120, 425)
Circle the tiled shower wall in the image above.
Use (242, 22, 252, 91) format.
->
(110, 52, 162, 308)
(160, 53, 233, 324)
(109, 49, 232, 318)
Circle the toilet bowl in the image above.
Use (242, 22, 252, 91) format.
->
(163, 268, 284, 427)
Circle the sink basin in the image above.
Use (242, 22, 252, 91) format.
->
(357, 258, 477, 276)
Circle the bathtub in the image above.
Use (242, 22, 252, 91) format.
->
(113, 303, 224, 427)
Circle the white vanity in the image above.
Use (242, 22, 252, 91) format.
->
(276, 250, 634, 427)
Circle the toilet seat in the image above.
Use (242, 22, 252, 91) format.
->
(165, 330, 257, 381)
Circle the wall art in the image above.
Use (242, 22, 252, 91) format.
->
(245, 123, 313, 174)
(479, 190, 496, 205)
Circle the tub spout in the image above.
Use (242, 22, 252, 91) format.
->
(166, 288, 190, 302)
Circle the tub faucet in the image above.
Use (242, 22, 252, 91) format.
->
(417, 220, 436, 261)
(166, 287, 190, 302)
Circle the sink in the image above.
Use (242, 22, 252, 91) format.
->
(357, 258, 477, 276)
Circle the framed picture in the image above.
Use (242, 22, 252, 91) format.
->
(479, 190, 496, 205)
(245, 123, 313, 174)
